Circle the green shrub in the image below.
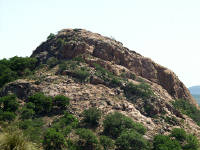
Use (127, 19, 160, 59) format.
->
(21, 108, 35, 120)
(172, 99, 200, 126)
(170, 128, 187, 142)
(103, 112, 146, 138)
(52, 112, 78, 136)
(116, 130, 148, 150)
(82, 107, 101, 127)
(46, 57, 59, 68)
(43, 128, 66, 150)
(18, 118, 45, 143)
(153, 135, 181, 150)
(73, 67, 90, 82)
(110, 77, 122, 87)
(99, 136, 114, 150)
(0, 64, 17, 87)
(0, 56, 37, 87)
(0, 111, 16, 121)
(28, 93, 53, 115)
(75, 128, 99, 150)
(124, 82, 154, 99)
(0, 94, 19, 112)
(54, 95, 70, 109)
(183, 134, 200, 150)
(47, 33, 55, 40)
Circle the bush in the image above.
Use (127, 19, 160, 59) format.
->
(170, 128, 187, 142)
(103, 112, 146, 138)
(73, 67, 90, 82)
(183, 134, 200, 150)
(0, 94, 19, 112)
(18, 118, 45, 143)
(116, 130, 148, 150)
(54, 95, 70, 109)
(153, 135, 181, 150)
(172, 99, 200, 126)
(46, 57, 59, 68)
(75, 128, 99, 150)
(0, 56, 37, 87)
(47, 33, 55, 40)
(82, 107, 101, 127)
(43, 128, 66, 150)
(0, 111, 16, 121)
(28, 93, 53, 115)
(0, 64, 17, 87)
(21, 108, 35, 120)
(99, 136, 114, 150)
(124, 82, 154, 99)
(51, 112, 78, 136)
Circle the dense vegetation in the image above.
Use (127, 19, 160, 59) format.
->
(172, 99, 200, 126)
(0, 56, 37, 88)
(0, 92, 199, 150)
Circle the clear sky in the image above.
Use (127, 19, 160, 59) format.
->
(1, 0, 200, 87)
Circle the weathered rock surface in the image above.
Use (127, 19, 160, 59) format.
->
(31, 29, 196, 105)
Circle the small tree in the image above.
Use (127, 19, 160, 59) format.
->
(170, 128, 187, 142)
(100, 135, 114, 150)
(153, 135, 181, 150)
(76, 128, 99, 150)
(54, 95, 70, 109)
(103, 112, 146, 138)
(28, 93, 52, 115)
(43, 128, 66, 150)
(0, 94, 19, 112)
(82, 107, 101, 127)
(116, 130, 148, 150)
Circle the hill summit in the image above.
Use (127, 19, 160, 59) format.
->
(1, 28, 200, 149)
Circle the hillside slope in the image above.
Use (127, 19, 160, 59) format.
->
(0, 29, 200, 150)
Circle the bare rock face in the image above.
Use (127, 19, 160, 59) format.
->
(0, 79, 40, 100)
(31, 29, 195, 105)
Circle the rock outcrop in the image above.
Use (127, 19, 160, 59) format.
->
(32, 29, 196, 105)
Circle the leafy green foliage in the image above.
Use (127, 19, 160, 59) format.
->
(54, 95, 70, 109)
(82, 107, 101, 127)
(170, 128, 187, 142)
(0, 95, 18, 121)
(172, 99, 200, 126)
(43, 128, 66, 150)
(0, 111, 16, 121)
(116, 130, 148, 150)
(46, 57, 59, 68)
(28, 93, 52, 115)
(0, 94, 19, 112)
(153, 135, 181, 150)
(73, 67, 90, 82)
(183, 134, 200, 150)
(18, 118, 45, 143)
(103, 112, 146, 138)
(124, 82, 154, 99)
(75, 128, 99, 150)
(47, 33, 55, 40)
(20, 108, 35, 120)
(0, 56, 37, 88)
(99, 136, 114, 150)
(51, 112, 78, 136)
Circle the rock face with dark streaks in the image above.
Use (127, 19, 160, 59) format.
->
(32, 29, 195, 105)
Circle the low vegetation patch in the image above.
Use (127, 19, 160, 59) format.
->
(172, 99, 200, 126)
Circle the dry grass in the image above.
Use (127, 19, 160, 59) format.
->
(0, 128, 38, 150)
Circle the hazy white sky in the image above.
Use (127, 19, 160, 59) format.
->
(1, 0, 200, 87)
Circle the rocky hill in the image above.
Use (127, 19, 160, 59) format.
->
(0, 29, 200, 150)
